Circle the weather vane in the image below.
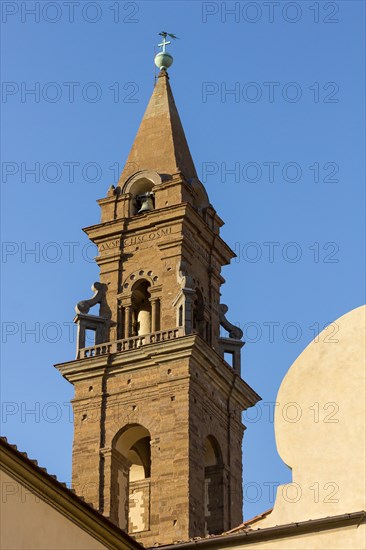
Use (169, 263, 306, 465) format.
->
(154, 31, 178, 71)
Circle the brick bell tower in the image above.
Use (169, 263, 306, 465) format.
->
(55, 47, 260, 546)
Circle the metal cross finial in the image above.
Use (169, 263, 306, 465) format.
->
(158, 37, 170, 53)
(158, 32, 178, 52)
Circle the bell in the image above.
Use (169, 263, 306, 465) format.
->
(137, 193, 154, 214)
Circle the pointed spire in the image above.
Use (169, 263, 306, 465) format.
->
(118, 70, 198, 186)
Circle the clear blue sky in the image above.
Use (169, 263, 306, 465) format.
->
(1, 0, 365, 521)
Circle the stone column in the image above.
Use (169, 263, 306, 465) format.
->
(76, 322, 86, 351)
(150, 298, 159, 333)
(124, 306, 131, 338)
(117, 304, 123, 340)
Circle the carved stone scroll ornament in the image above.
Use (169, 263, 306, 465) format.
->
(219, 304, 243, 339)
(75, 282, 106, 314)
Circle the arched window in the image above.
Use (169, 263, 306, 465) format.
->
(204, 436, 224, 535)
(113, 425, 151, 533)
(131, 280, 152, 336)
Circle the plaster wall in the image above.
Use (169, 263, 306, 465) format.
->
(0, 469, 108, 550)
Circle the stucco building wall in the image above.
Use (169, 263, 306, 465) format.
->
(1, 469, 108, 550)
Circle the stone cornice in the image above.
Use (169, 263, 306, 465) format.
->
(54, 335, 260, 409)
(82, 203, 187, 238)
(82, 203, 234, 265)
(188, 336, 261, 409)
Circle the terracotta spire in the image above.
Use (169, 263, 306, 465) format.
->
(118, 70, 198, 186)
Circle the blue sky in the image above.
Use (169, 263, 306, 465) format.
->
(1, 0, 365, 520)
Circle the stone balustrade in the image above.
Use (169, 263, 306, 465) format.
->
(78, 327, 185, 359)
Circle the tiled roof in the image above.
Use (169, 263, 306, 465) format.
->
(224, 508, 273, 534)
(155, 511, 365, 548)
(0, 436, 86, 497)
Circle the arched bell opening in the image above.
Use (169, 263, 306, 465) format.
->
(129, 178, 155, 215)
(131, 280, 152, 336)
(204, 435, 224, 535)
(112, 424, 151, 534)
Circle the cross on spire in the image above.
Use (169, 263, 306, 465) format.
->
(158, 36, 170, 53)
(157, 32, 178, 52)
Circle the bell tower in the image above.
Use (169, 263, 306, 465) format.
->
(55, 45, 260, 546)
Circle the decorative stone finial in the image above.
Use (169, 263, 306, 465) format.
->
(219, 304, 243, 339)
(154, 31, 178, 71)
(75, 282, 106, 314)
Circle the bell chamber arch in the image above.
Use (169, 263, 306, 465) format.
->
(121, 170, 163, 216)
(118, 269, 161, 340)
